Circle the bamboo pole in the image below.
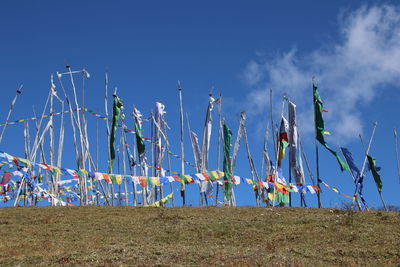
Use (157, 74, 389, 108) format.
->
(58, 71, 110, 205)
(243, 119, 261, 207)
(312, 79, 322, 208)
(121, 129, 129, 206)
(270, 89, 277, 159)
(186, 113, 203, 206)
(339, 149, 363, 211)
(104, 72, 112, 205)
(394, 129, 400, 184)
(272, 98, 286, 207)
(0, 85, 23, 145)
(216, 93, 222, 206)
(358, 122, 387, 210)
(178, 81, 185, 206)
(161, 112, 175, 207)
(131, 121, 138, 206)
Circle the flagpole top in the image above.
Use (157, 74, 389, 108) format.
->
(283, 93, 289, 101)
(312, 76, 317, 85)
(16, 84, 23, 94)
(209, 86, 214, 96)
(373, 121, 378, 126)
(177, 80, 182, 91)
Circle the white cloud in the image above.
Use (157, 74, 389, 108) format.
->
(242, 5, 400, 144)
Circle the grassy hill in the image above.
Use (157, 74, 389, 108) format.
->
(0, 206, 398, 266)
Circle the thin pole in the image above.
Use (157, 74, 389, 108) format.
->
(121, 131, 128, 206)
(359, 123, 387, 210)
(186, 113, 203, 206)
(49, 82, 56, 205)
(273, 98, 286, 207)
(270, 89, 277, 159)
(312, 80, 322, 208)
(131, 123, 138, 206)
(339, 149, 363, 211)
(162, 115, 175, 207)
(150, 111, 155, 204)
(104, 71, 112, 205)
(243, 121, 261, 207)
(216, 93, 222, 206)
(178, 81, 185, 206)
(0, 85, 23, 145)
(394, 129, 400, 184)
(95, 117, 100, 205)
(300, 141, 317, 205)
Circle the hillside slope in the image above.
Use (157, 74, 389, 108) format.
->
(0, 206, 398, 266)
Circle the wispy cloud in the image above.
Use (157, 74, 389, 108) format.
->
(242, 5, 400, 143)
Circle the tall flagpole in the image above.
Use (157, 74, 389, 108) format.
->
(339, 148, 363, 210)
(270, 89, 277, 159)
(216, 93, 222, 206)
(394, 129, 400, 184)
(104, 71, 112, 206)
(186, 113, 203, 206)
(0, 85, 23, 145)
(359, 122, 387, 210)
(312, 78, 322, 208)
(178, 81, 185, 206)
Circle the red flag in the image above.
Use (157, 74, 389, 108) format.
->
(0, 173, 11, 185)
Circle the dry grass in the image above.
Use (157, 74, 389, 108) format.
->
(0, 206, 399, 266)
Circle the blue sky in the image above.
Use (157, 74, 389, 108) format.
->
(0, 0, 399, 208)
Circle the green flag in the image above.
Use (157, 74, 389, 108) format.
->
(313, 84, 349, 171)
(367, 155, 383, 193)
(134, 120, 145, 156)
(109, 94, 123, 173)
(223, 123, 233, 201)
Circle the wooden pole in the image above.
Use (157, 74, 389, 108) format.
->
(178, 81, 185, 206)
(312, 79, 322, 208)
(131, 122, 138, 206)
(162, 115, 175, 207)
(270, 89, 277, 159)
(339, 149, 363, 211)
(0, 85, 23, 145)
(186, 113, 203, 206)
(300, 141, 316, 204)
(358, 123, 387, 211)
(104, 71, 112, 206)
(394, 129, 400, 184)
(216, 93, 222, 206)
(121, 128, 129, 206)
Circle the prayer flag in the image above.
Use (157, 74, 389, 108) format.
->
(313, 84, 349, 171)
(367, 155, 383, 193)
(109, 94, 123, 173)
(223, 123, 233, 201)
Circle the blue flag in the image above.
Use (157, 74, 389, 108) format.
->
(340, 147, 368, 208)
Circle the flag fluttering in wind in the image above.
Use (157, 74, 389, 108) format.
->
(288, 101, 305, 185)
(367, 155, 383, 193)
(340, 147, 368, 207)
(133, 107, 148, 177)
(223, 123, 233, 202)
(109, 94, 123, 173)
(277, 117, 289, 167)
(189, 130, 202, 171)
(200, 95, 215, 196)
(313, 84, 349, 171)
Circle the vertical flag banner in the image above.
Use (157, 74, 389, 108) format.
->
(278, 117, 289, 166)
(109, 94, 123, 172)
(367, 155, 383, 193)
(223, 123, 233, 202)
(313, 84, 349, 171)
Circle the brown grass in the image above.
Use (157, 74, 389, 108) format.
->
(0, 206, 399, 266)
